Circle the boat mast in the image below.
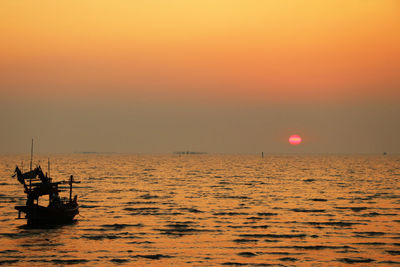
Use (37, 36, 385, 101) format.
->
(30, 138, 33, 171)
(48, 158, 50, 178)
(69, 175, 73, 202)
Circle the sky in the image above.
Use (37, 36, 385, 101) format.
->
(0, 0, 399, 154)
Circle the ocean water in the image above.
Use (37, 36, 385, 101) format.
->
(0, 154, 399, 266)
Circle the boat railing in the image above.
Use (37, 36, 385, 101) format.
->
(61, 197, 70, 204)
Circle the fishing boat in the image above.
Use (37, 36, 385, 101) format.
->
(12, 140, 79, 226)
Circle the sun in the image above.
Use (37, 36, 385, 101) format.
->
(289, 135, 302, 145)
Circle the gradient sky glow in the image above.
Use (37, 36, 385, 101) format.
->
(0, 0, 399, 153)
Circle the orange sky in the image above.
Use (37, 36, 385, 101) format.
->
(1, 0, 399, 102)
(0, 1, 400, 153)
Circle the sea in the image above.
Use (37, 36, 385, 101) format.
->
(0, 154, 399, 266)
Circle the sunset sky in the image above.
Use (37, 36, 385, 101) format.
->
(1, 0, 399, 153)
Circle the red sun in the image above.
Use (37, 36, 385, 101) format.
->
(289, 135, 302, 145)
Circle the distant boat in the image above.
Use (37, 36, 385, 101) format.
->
(173, 151, 207, 155)
(11, 140, 80, 226)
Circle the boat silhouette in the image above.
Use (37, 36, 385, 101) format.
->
(13, 165, 79, 226)
(11, 140, 79, 226)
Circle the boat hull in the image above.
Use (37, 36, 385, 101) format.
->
(15, 204, 79, 225)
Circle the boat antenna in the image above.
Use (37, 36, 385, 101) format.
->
(30, 138, 34, 171)
(69, 175, 73, 202)
(48, 158, 50, 178)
